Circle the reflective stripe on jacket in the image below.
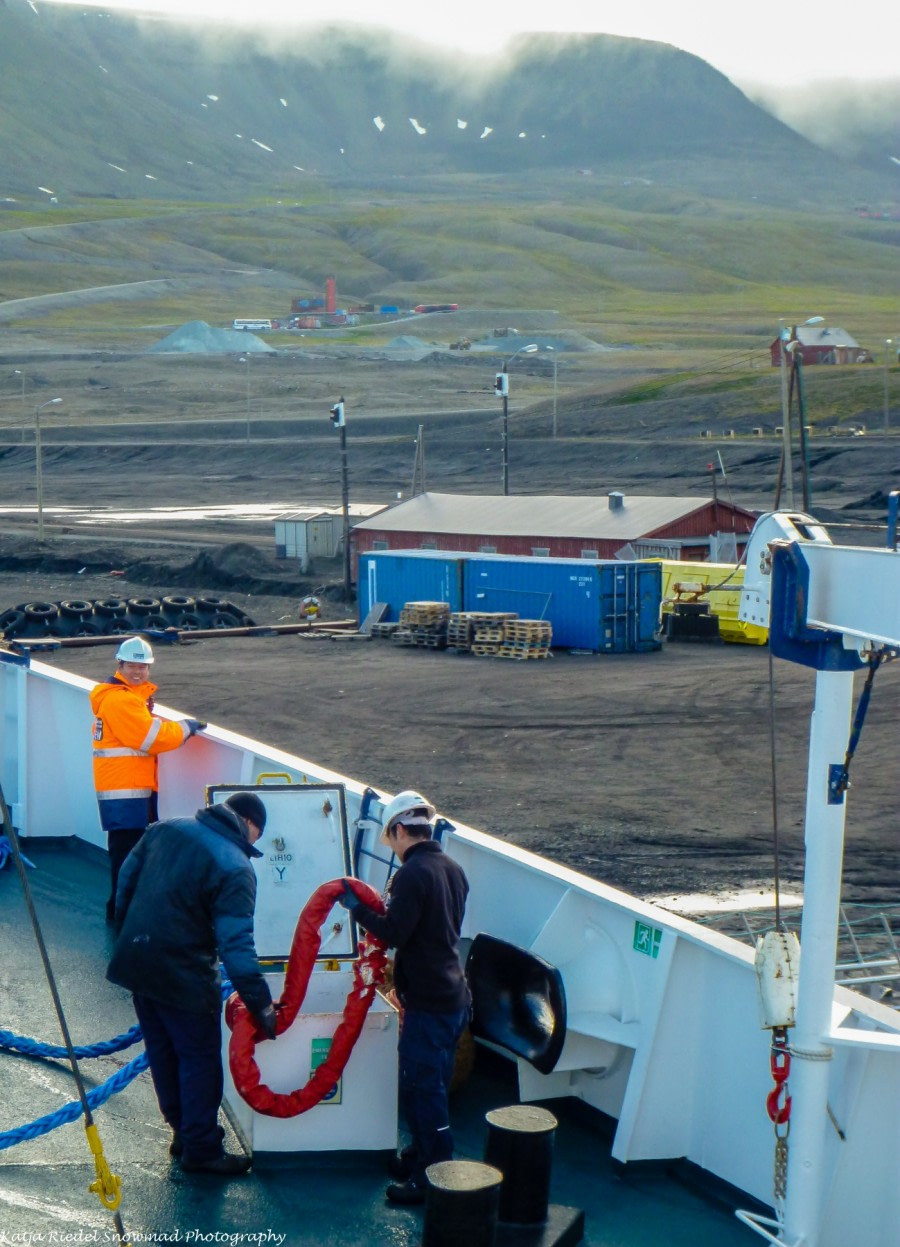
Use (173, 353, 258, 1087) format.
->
(90, 673, 189, 829)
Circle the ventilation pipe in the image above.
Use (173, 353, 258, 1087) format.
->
(608, 491, 625, 511)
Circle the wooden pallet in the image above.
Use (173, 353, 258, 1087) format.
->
(370, 621, 400, 639)
(471, 643, 500, 656)
(400, 601, 451, 628)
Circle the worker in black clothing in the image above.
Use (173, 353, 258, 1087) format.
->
(107, 791, 277, 1176)
(340, 789, 470, 1205)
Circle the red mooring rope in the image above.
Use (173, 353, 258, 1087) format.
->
(225, 877, 388, 1117)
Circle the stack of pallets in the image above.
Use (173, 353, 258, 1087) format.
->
(446, 610, 516, 653)
(464, 612, 520, 656)
(370, 621, 400, 640)
(497, 619, 553, 659)
(393, 601, 451, 649)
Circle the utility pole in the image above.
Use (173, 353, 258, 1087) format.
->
(778, 324, 796, 509)
(411, 424, 426, 496)
(885, 339, 893, 433)
(495, 369, 509, 495)
(329, 397, 351, 600)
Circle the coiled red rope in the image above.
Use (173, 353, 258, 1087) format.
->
(225, 877, 388, 1117)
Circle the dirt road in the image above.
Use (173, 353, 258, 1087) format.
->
(8, 547, 898, 911)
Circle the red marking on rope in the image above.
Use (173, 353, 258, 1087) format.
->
(226, 878, 388, 1117)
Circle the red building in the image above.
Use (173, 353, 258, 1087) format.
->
(770, 326, 871, 366)
(352, 491, 757, 572)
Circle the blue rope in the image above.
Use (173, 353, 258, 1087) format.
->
(0, 1052, 149, 1150)
(0, 836, 34, 870)
(0, 1024, 142, 1059)
(0, 981, 235, 1150)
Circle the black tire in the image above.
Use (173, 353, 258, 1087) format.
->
(0, 608, 26, 636)
(143, 614, 170, 630)
(71, 621, 101, 637)
(162, 595, 196, 615)
(24, 602, 58, 622)
(173, 612, 202, 631)
(209, 612, 241, 629)
(196, 596, 229, 612)
(95, 597, 128, 617)
(127, 597, 161, 615)
(102, 618, 134, 636)
(60, 599, 94, 619)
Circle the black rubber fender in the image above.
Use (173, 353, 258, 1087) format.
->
(59, 599, 94, 619)
(24, 602, 59, 622)
(209, 612, 242, 629)
(172, 612, 202, 631)
(127, 597, 161, 615)
(162, 595, 196, 615)
(0, 608, 27, 636)
(94, 597, 128, 616)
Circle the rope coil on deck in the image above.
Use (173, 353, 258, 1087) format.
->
(226, 877, 388, 1117)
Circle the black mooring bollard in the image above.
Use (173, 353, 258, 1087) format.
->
(484, 1103, 559, 1225)
(422, 1159, 503, 1247)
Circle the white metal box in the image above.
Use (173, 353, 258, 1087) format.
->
(222, 969, 399, 1154)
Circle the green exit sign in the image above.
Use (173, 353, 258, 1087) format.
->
(633, 921, 662, 958)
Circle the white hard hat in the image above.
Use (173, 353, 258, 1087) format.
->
(116, 636, 154, 664)
(380, 790, 436, 837)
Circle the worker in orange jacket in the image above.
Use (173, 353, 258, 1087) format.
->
(90, 636, 205, 920)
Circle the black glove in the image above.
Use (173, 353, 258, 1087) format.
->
(256, 1004, 278, 1041)
(183, 718, 207, 737)
(338, 879, 360, 911)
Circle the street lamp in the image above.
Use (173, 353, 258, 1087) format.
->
(328, 397, 351, 600)
(35, 397, 62, 541)
(885, 339, 893, 433)
(495, 343, 538, 495)
(546, 346, 559, 438)
(239, 355, 251, 442)
(778, 315, 823, 508)
(13, 370, 25, 442)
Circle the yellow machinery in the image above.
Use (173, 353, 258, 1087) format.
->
(654, 559, 768, 645)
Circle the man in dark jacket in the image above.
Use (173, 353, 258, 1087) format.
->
(340, 789, 470, 1205)
(107, 791, 276, 1176)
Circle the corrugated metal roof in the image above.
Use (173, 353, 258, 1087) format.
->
(794, 327, 859, 348)
(353, 492, 719, 539)
(276, 504, 388, 522)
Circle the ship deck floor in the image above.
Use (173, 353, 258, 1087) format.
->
(1, 839, 760, 1247)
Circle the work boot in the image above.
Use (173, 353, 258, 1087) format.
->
(181, 1152, 252, 1176)
(386, 1147, 415, 1179)
(386, 1178, 426, 1205)
(169, 1132, 183, 1157)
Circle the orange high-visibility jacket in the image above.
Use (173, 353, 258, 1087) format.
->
(90, 673, 190, 831)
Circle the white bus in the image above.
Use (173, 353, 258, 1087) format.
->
(232, 318, 273, 331)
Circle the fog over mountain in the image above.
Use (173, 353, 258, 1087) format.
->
(1, 0, 896, 205)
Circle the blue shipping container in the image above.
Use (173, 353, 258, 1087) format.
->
(358, 551, 466, 624)
(464, 555, 661, 652)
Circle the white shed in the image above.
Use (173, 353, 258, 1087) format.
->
(275, 505, 388, 570)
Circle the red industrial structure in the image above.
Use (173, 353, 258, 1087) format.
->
(352, 491, 757, 572)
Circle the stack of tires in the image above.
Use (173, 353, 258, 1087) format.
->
(0, 596, 255, 641)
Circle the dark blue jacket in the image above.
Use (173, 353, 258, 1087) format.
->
(106, 804, 272, 1017)
(352, 838, 470, 1013)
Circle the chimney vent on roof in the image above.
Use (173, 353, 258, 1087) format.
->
(608, 491, 625, 511)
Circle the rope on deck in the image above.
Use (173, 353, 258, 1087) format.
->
(0, 1052, 148, 1150)
(0, 1024, 142, 1059)
(0, 982, 233, 1150)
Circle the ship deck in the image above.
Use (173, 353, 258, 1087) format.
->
(2, 839, 761, 1247)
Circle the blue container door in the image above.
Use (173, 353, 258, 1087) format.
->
(597, 564, 632, 653)
(633, 562, 663, 651)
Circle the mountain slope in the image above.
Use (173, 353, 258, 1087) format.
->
(0, 2, 893, 206)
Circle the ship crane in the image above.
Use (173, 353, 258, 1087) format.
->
(736, 504, 900, 1247)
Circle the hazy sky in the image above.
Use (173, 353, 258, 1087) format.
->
(50, 0, 898, 88)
